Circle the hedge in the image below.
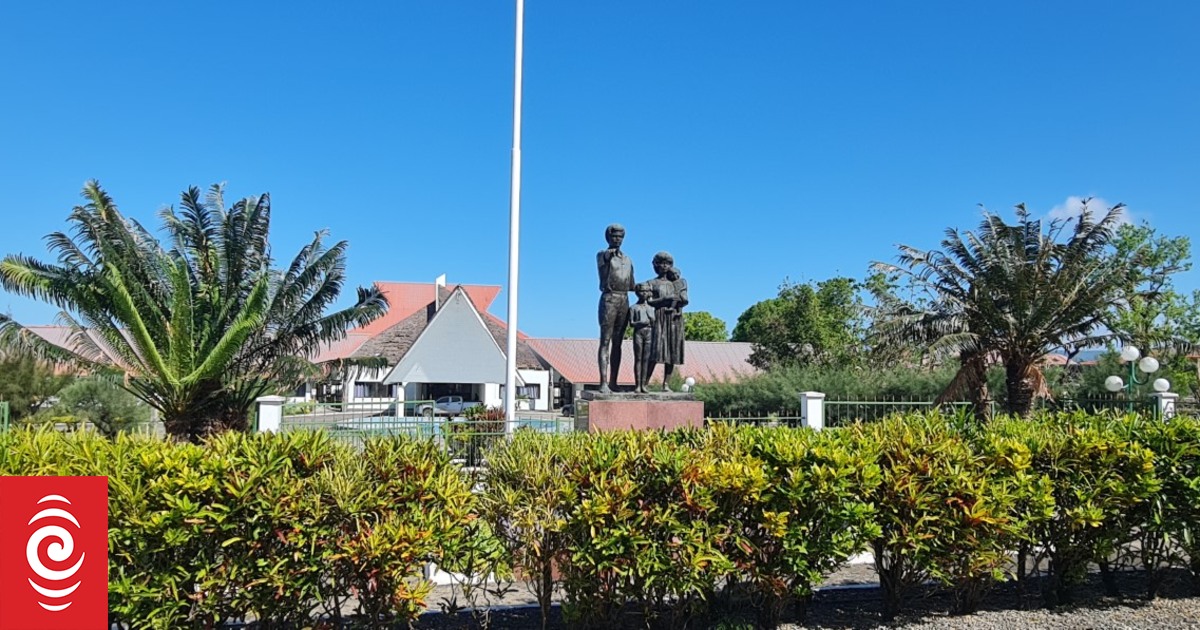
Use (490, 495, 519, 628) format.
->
(0, 430, 482, 629)
(3, 411, 1200, 628)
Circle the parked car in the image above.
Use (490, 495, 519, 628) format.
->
(417, 396, 483, 417)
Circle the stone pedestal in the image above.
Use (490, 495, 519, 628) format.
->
(576, 391, 704, 432)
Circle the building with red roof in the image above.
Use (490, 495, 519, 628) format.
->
(311, 277, 760, 411)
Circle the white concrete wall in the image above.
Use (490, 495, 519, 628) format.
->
(483, 382, 503, 409)
(518, 369, 551, 411)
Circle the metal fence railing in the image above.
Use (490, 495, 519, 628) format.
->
(823, 399, 979, 427)
(1160, 396, 1200, 419)
(1037, 396, 1157, 416)
(706, 412, 805, 428)
(711, 395, 1166, 430)
(280, 399, 573, 465)
(0, 401, 8, 432)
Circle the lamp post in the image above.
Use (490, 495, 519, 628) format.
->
(1104, 345, 1170, 412)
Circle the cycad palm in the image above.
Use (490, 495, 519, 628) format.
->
(0, 181, 387, 441)
(871, 203, 1129, 418)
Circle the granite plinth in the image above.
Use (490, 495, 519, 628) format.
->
(576, 392, 704, 432)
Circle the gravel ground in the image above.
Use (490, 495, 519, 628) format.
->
(416, 566, 1200, 629)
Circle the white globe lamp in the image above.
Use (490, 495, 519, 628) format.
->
(1138, 356, 1160, 374)
(1153, 378, 1171, 393)
(1104, 375, 1125, 393)
(1120, 345, 1141, 363)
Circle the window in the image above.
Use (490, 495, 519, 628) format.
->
(354, 382, 393, 398)
(517, 385, 541, 400)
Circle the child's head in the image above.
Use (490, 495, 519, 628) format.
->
(635, 282, 652, 301)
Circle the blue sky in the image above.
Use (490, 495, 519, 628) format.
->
(2, 1, 1197, 339)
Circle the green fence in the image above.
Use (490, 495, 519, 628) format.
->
(824, 395, 1158, 426)
(706, 411, 805, 427)
(712, 395, 1163, 429)
(1038, 396, 1157, 416)
(822, 398, 983, 427)
(279, 399, 573, 465)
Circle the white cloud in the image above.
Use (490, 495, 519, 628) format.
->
(1047, 195, 1132, 226)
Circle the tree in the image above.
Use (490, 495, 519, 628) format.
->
(683, 311, 728, 341)
(0, 354, 74, 420)
(624, 311, 729, 341)
(731, 277, 863, 370)
(52, 376, 150, 437)
(872, 202, 1133, 418)
(0, 181, 388, 441)
(1107, 224, 1200, 351)
(1103, 223, 1200, 397)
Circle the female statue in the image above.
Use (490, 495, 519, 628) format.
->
(647, 251, 688, 391)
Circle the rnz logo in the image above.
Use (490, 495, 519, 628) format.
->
(0, 476, 108, 630)
(27, 494, 88, 611)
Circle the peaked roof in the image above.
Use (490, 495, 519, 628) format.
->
(380, 287, 533, 384)
(352, 286, 542, 370)
(352, 281, 502, 336)
(527, 338, 759, 385)
(311, 333, 372, 364)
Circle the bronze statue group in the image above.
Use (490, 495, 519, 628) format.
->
(597, 223, 688, 394)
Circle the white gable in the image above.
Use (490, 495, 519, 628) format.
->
(382, 288, 524, 385)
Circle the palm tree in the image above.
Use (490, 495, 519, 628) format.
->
(0, 181, 387, 441)
(871, 203, 1131, 418)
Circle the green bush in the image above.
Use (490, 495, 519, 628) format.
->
(0, 428, 480, 628)
(5, 412, 1200, 625)
(861, 412, 1041, 618)
(282, 400, 316, 415)
(697, 364, 959, 417)
(483, 431, 587, 628)
(1124, 415, 1200, 596)
(558, 430, 737, 627)
(728, 424, 880, 625)
(988, 412, 1159, 606)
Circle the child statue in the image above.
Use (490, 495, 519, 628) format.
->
(630, 282, 657, 394)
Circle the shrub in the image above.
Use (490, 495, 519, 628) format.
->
(697, 364, 959, 417)
(322, 437, 481, 623)
(988, 412, 1159, 606)
(0, 428, 478, 628)
(861, 412, 1036, 618)
(728, 424, 880, 625)
(282, 401, 316, 415)
(1123, 415, 1200, 596)
(559, 430, 736, 627)
(451, 406, 507, 466)
(483, 431, 588, 628)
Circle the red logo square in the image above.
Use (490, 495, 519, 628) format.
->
(0, 476, 108, 630)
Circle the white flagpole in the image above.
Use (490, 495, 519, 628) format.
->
(503, 0, 525, 429)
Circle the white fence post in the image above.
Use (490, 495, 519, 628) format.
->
(799, 391, 826, 431)
(256, 395, 287, 433)
(1152, 392, 1179, 420)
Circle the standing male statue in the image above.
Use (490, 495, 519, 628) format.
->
(597, 223, 634, 393)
